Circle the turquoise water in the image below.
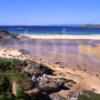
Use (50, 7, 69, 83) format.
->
(0, 26, 100, 35)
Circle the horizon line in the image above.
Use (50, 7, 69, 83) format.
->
(0, 24, 99, 26)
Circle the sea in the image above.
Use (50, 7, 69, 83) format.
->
(0, 26, 100, 35)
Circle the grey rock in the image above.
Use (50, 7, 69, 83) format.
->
(23, 60, 54, 76)
(50, 93, 67, 100)
(67, 91, 79, 100)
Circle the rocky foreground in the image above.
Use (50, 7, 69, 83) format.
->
(0, 45, 100, 100)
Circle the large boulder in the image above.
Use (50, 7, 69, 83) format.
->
(37, 77, 76, 94)
(67, 91, 79, 100)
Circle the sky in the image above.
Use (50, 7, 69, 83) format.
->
(0, 0, 100, 25)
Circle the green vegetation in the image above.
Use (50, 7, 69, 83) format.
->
(0, 76, 15, 100)
(16, 87, 25, 100)
(0, 58, 27, 71)
(78, 90, 100, 100)
(0, 71, 33, 90)
(0, 58, 35, 100)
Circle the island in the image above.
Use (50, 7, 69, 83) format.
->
(80, 24, 100, 28)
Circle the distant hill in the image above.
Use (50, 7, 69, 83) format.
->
(80, 24, 100, 28)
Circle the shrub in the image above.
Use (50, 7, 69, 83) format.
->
(0, 58, 27, 71)
(0, 58, 35, 99)
(0, 76, 11, 93)
(0, 94, 7, 100)
(16, 87, 25, 100)
(6, 90, 15, 100)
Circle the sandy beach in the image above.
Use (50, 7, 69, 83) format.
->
(19, 34, 100, 40)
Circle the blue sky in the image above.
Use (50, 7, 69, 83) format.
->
(0, 0, 100, 25)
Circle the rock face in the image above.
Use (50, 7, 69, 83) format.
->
(26, 75, 76, 100)
(37, 77, 76, 100)
(23, 60, 76, 100)
(67, 91, 79, 100)
(38, 77, 75, 94)
(23, 60, 54, 76)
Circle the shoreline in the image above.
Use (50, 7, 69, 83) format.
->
(19, 34, 100, 40)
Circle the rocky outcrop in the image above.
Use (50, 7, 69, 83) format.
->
(26, 75, 76, 100)
(23, 60, 76, 100)
(23, 60, 54, 76)
(0, 30, 17, 40)
(67, 91, 79, 100)
(38, 77, 76, 94)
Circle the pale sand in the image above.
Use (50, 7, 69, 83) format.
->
(19, 34, 100, 40)
(0, 46, 34, 60)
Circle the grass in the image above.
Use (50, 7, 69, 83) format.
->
(0, 57, 36, 99)
(0, 58, 27, 71)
